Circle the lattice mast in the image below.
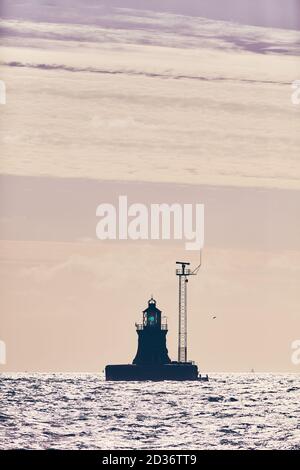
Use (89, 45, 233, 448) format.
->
(176, 255, 201, 363)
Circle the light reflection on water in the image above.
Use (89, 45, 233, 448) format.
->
(0, 373, 299, 450)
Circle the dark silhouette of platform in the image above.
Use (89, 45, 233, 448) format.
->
(105, 298, 199, 381)
(105, 363, 198, 381)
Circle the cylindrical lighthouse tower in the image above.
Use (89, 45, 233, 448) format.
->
(133, 298, 171, 365)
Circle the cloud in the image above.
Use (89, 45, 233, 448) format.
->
(19, 254, 104, 282)
(2, 60, 291, 87)
(0, 4, 299, 190)
(1, 8, 300, 55)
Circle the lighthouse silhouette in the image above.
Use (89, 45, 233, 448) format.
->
(105, 297, 199, 381)
(133, 297, 171, 365)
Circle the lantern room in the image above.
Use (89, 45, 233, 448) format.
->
(143, 297, 162, 328)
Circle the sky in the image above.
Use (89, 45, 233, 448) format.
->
(0, 1, 299, 372)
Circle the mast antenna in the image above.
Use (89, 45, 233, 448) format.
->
(176, 251, 202, 363)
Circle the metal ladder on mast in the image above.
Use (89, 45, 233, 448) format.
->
(176, 253, 202, 363)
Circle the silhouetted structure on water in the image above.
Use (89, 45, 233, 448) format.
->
(105, 260, 208, 381)
(133, 298, 171, 365)
(105, 297, 199, 381)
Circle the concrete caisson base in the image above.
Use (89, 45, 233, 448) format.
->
(105, 363, 199, 381)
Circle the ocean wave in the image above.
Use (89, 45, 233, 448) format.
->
(0, 373, 299, 449)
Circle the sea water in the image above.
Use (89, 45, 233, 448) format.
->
(0, 373, 299, 450)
